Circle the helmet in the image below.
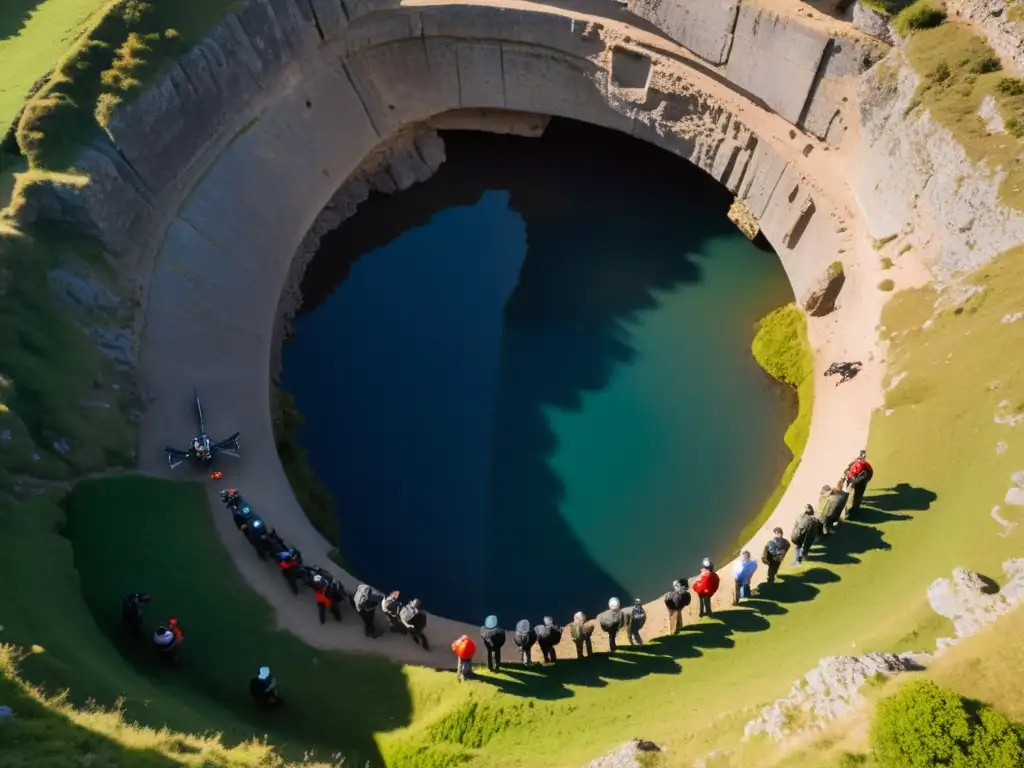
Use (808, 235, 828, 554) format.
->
(634, 598, 642, 606)
(859, 449, 867, 459)
(574, 611, 585, 622)
(702, 557, 712, 569)
(672, 579, 683, 590)
(484, 615, 498, 630)
(608, 597, 620, 610)
(252, 518, 262, 528)
(258, 666, 271, 680)
(543, 616, 553, 626)
(389, 590, 400, 599)
(805, 504, 815, 514)
(312, 574, 323, 585)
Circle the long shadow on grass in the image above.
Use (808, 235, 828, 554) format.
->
(0, 0, 44, 41)
(861, 483, 938, 513)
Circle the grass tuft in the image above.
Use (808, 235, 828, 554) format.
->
(878, 279, 896, 291)
(892, 0, 946, 36)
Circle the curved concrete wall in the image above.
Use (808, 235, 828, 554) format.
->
(33, 0, 854, 661)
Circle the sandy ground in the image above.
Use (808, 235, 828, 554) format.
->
(134, 1, 920, 667)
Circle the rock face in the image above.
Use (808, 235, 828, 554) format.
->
(856, 53, 1024, 281)
(802, 260, 846, 316)
(743, 652, 925, 741)
(728, 197, 760, 239)
(852, 2, 894, 45)
(926, 559, 1024, 649)
(583, 739, 662, 768)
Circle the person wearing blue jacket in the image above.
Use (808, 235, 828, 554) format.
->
(732, 550, 758, 605)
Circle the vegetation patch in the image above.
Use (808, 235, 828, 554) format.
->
(859, 0, 918, 17)
(904, 23, 1024, 211)
(878, 278, 895, 291)
(738, 303, 813, 543)
(14, 0, 240, 171)
(271, 383, 340, 548)
(892, 0, 946, 36)
(870, 679, 1024, 767)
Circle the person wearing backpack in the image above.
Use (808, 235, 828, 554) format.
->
(535, 616, 562, 664)
(452, 634, 476, 682)
(692, 559, 720, 618)
(760, 528, 790, 585)
(597, 597, 623, 652)
(663, 579, 691, 634)
(732, 551, 757, 605)
(513, 619, 537, 665)
(626, 599, 647, 645)
(819, 479, 850, 535)
(400, 598, 429, 650)
(844, 450, 874, 516)
(570, 612, 594, 659)
(353, 584, 382, 637)
(791, 505, 821, 564)
(381, 590, 404, 633)
(480, 615, 506, 671)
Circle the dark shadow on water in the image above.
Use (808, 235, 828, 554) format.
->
(0, 1, 43, 41)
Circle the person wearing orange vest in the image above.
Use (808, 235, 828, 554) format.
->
(844, 450, 874, 516)
(452, 634, 476, 682)
(311, 572, 343, 624)
(274, 548, 304, 595)
(152, 617, 183, 665)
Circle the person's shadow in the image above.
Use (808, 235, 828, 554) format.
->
(862, 483, 937, 513)
(0, 1, 44, 41)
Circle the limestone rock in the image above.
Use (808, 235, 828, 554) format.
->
(926, 560, 1024, 646)
(852, 2, 894, 45)
(584, 739, 663, 768)
(743, 652, 925, 741)
(946, 0, 1024, 75)
(728, 198, 760, 239)
(802, 260, 846, 316)
(978, 95, 1005, 134)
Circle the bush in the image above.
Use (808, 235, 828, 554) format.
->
(893, 0, 947, 35)
(931, 61, 951, 83)
(997, 77, 1024, 96)
(971, 56, 1002, 74)
(878, 279, 896, 291)
(1007, 118, 1024, 138)
(871, 680, 1024, 768)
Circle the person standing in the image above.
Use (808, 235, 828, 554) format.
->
(844, 450, 874, 516)
(400, 598, 429, 650)
(353, 584, 382, 637)
(250, 666, 283, 708)
(452, 634, 476, 682)
(535, 616, 562, 665)
(274, 548, 304, 595)
(692, 559, 720, 618)
(732, 551, 757, 605)
(514, 619, 537, 665)
(121, 591, 150, 631)
(626, 599, 647, 645)
(819, 480, 850, 535)
(791, 505, 821, 564)
(760, 528, 790, 585)
(570, 612, 593, 659)
(480, 615, 506, 671)
(663, 579, 691, 634)
(597, 597, 623, 652)
(381, 590, 404, 633)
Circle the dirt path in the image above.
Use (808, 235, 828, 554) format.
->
(134, 1, 910, 665)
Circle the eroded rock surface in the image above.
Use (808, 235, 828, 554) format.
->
(743, 652, 925, 740)
(802, 260, 846, 316)
(584, 739, 663, 768)
(728, 197, 760, 239)
(926, 559, 1024, 649)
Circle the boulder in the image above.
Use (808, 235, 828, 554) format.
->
(802, 260, 846, 316)
(852, 2, 894, 45)
(727, 197, 760, 240)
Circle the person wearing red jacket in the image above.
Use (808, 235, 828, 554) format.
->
(844, 450, 874, 516)
(692, 558, 721, 618)
(452, 634, 476, 682)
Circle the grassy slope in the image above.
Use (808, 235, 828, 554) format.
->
(737, 303, 814, 544)
(904, 22, 1024, 210)
(0, 0, 110, 133)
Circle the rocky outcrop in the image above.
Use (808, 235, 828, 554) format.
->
(728, 197, 760, 239)
(743, 652, 926, 740)
(802, 260, 846, 316)
(946, 0, 1024, 75)
(855, 52, 1024, 281)
(852, 2, 894, 44)
(926, 559, 1024, 649)
(583, 739, 663, 768)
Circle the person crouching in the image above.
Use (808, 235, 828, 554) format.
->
(535, 616, 562, 665)
(452, 634, 476, 682)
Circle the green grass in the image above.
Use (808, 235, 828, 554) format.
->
(0, 0, 110, 137)
(738, 303, 814, 544)
(892, 0, 946, 37)
(904, 23, 1024, 211)
(858, 0, 918, 17)
(271, 383, 339, 548)
(15, 0, 241, 171)
(877, 279, 895, 291)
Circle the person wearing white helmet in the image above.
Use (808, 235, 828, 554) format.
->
(250, 666, 282, 708)
(663, 579, 691, 634)
(597, 597, 623, 653)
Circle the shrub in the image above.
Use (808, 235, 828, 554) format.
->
(1007, 118, 1024, 138)
(871, 680, 1024, 768)
(878, 279, 896, 291)
(893, 0, 947, 35)
(971, 56, 1002, 74)
(998, 77, 1024, 96)
(881, 257, 895, 270)
(930, 61, 951, 83)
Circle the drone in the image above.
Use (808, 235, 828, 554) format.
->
(165, 389, 240, 470)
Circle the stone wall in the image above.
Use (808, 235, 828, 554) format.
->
(855, 51, 1024, 280)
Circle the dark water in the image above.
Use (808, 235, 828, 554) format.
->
(281, 120, 795, 626)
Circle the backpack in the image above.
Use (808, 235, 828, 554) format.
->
(631, 605, 647, 628)
(847, 459, 872, 481)
(382, 595, 399, 615)
(354, 584, 373, 610)
(399, 603, 419, 626)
